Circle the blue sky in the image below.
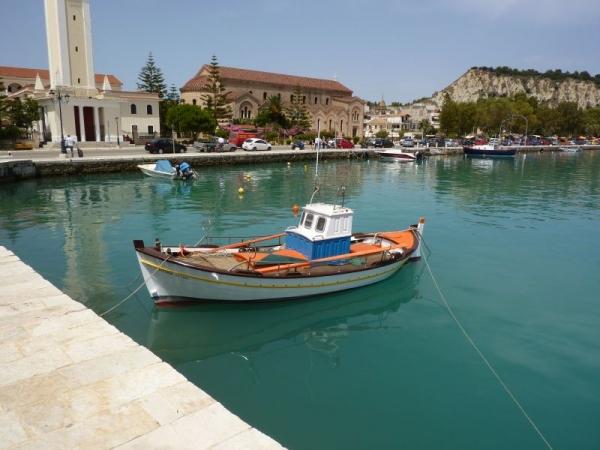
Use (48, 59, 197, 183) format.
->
(2, 0, 599, 104)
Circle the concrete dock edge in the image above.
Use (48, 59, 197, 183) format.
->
(0, 246, 284, 450)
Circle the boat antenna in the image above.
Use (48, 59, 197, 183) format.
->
(338, 185, 346, 207)
(315, 120, 321, 188)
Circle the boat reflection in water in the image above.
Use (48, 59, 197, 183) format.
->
(147, 263, 421, 367)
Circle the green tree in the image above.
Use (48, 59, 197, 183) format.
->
(456, 102, 478, 137)
(418, 119, 434, 137)
(284, 84, 311, 130)
(555, 102, 583, 136)
(439, 93, 459, 136)
(201, 55, 232, 128)
(375, 130, 389, 138)
(137, 53, 169, 136)
(582, 108, 600, 137)
(166, 104, 215, 137)
(256, 94, 287, 127)
(136, 52, 167, 98)
(10, 95, 40, 136)
(0, 78, 8, 122)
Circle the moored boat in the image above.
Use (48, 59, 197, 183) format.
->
(138, 159, 197, 180)
(558, 146, 581, 153)
(374, 148, 424, 162)
(134, 202, 425, 305)
(463, 144, 516, 157)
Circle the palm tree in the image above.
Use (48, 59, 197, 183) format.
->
(256, 95, 287, 127)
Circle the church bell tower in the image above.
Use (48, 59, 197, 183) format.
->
(44, 0, 96, 93)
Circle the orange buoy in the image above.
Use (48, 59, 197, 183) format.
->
(292, 204, 299, 213)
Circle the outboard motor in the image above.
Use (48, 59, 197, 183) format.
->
(179, 162, 193, 179)
(415, 150, 424, 161)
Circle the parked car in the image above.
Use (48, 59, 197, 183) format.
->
(373, 138, 394, 148)
(144, 138, 187, 154)
(194, 136, 236, 152)
(242, 138, 272, 151)
(291, 140, 305, 150)
(360, 139, 376, 148)
(334, 138, 355, 149)
(401, 137, 415, 147)
(428, 137, 446, 147)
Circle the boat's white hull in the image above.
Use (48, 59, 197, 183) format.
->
(374, 149, 417, 161)
(138, 164, 176, 179)
(136, 251, 412, 304)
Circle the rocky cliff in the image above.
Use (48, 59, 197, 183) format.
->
(429, 69, 600, 109)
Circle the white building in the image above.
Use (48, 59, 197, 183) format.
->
(1, 0, 160, 147)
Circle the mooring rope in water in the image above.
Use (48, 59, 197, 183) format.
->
(99, 254, 172, 317)
(418, 236, 553, 450)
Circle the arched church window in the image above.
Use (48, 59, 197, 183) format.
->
(131, 104, 137, 115)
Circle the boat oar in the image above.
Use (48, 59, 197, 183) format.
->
(207, 232, 286, 252)
(255, 242, 409, 274)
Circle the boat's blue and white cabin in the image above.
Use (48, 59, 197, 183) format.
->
(285, 203, 354, 260)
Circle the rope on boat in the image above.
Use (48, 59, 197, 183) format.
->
(418, 238, 553, 450)
(99, 253, 173, 317)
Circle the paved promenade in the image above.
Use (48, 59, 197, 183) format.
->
(0, 246, 284, 450)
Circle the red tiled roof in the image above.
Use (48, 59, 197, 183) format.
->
(0, 65, 122, 86)
(182, 65, 352, 96)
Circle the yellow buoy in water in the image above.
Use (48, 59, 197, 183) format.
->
(238, 187, 244, 195)
(246, 173, 251, 179)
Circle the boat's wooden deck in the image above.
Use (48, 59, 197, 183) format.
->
(171, 228, 417, 276)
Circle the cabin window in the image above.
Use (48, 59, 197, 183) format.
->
(316, 217, 326, 232)
(304, 213, 314, 229)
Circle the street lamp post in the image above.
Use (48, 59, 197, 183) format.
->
(107, 120, 110, 143)
(511, 114, 528, 145)
(49, 89, 70, 153)
(115, 117, 120, 146)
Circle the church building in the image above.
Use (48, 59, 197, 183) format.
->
(1, 0, 160, 148)
(181, 66, 364, 138)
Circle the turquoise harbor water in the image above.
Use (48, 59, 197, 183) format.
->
(1, 151, 599, 449)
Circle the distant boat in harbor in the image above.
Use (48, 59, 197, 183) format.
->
(463, 144, 516, 157)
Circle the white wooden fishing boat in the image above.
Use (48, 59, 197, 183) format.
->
(134, 202, 425, 305)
